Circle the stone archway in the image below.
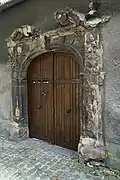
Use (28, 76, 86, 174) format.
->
(6, 25, 85, 141)
(6, 7, 110, 149)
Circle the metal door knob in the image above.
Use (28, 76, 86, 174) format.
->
(66, 109, 71, 114)
(38, 106, 42, 109)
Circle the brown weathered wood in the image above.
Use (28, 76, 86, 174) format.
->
(27, 53, 54, 143)
(27, 52, 82, 150)
(53, 52, 81, 150)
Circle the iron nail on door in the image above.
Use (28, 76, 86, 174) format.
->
(37, 80, 49, 84)
(41, 91, 48, 96)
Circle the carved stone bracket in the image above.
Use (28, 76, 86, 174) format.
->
(54, 7, 111, 28)
(98, 72, 106, 86)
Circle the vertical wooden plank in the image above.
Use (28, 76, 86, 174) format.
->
(76, 60, 80, 148)
(72, 55, 75, 148)
(53, 53, 57, 144)
(61, 54, 65, 144)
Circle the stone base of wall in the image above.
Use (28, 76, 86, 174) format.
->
(9, 122, 29, 142)
(0, 120, 29, 142)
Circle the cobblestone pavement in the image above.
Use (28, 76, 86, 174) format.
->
(0, 138, 119, 180)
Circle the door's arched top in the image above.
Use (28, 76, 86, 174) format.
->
(6, 24, 85, 81)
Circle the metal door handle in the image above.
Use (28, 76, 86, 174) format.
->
(38, 105, 42, 109)
(66, 108, 71, 114)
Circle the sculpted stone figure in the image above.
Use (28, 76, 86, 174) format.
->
(54, 7, 86, 27)
(85, 0, 101, 20)
(10, 25, 41, 41)
(54, 5, 111, 28)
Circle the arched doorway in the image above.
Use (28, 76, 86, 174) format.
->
(27, 52, 82, 150)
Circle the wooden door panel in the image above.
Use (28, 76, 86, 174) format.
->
(53, 52, 81, 150)
(27, 53, 53, 142)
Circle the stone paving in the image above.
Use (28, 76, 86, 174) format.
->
(0, 138, 119, 180)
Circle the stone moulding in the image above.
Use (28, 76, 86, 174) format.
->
(6, 8, 111, 155)
(54, 7, 111, 28)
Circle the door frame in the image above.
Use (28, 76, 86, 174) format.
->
(6, 24, 104, 147)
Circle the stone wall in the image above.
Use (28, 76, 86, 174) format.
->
(84, 29, 104, 140)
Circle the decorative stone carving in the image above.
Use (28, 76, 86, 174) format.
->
(54, 7, 86, 27)
(6, 25, 41, 56)
(17, 46, 22, 55)
(15, 96, 20, 121)
(98, 72, 106, 86)
(85, 0, 101, 20)
(6, 25, 43, 70)
(85, 16, 111, 28)
(10, 25, 41, 41)
(54, 6, 111, 28)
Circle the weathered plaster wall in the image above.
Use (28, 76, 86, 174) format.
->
(102, 12, 120, 170)
(0, 62, 11, 138)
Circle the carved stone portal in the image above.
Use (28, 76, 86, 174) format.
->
(6, 8, 110, 156)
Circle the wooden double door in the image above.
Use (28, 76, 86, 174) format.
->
(27, 52, 82, 150)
